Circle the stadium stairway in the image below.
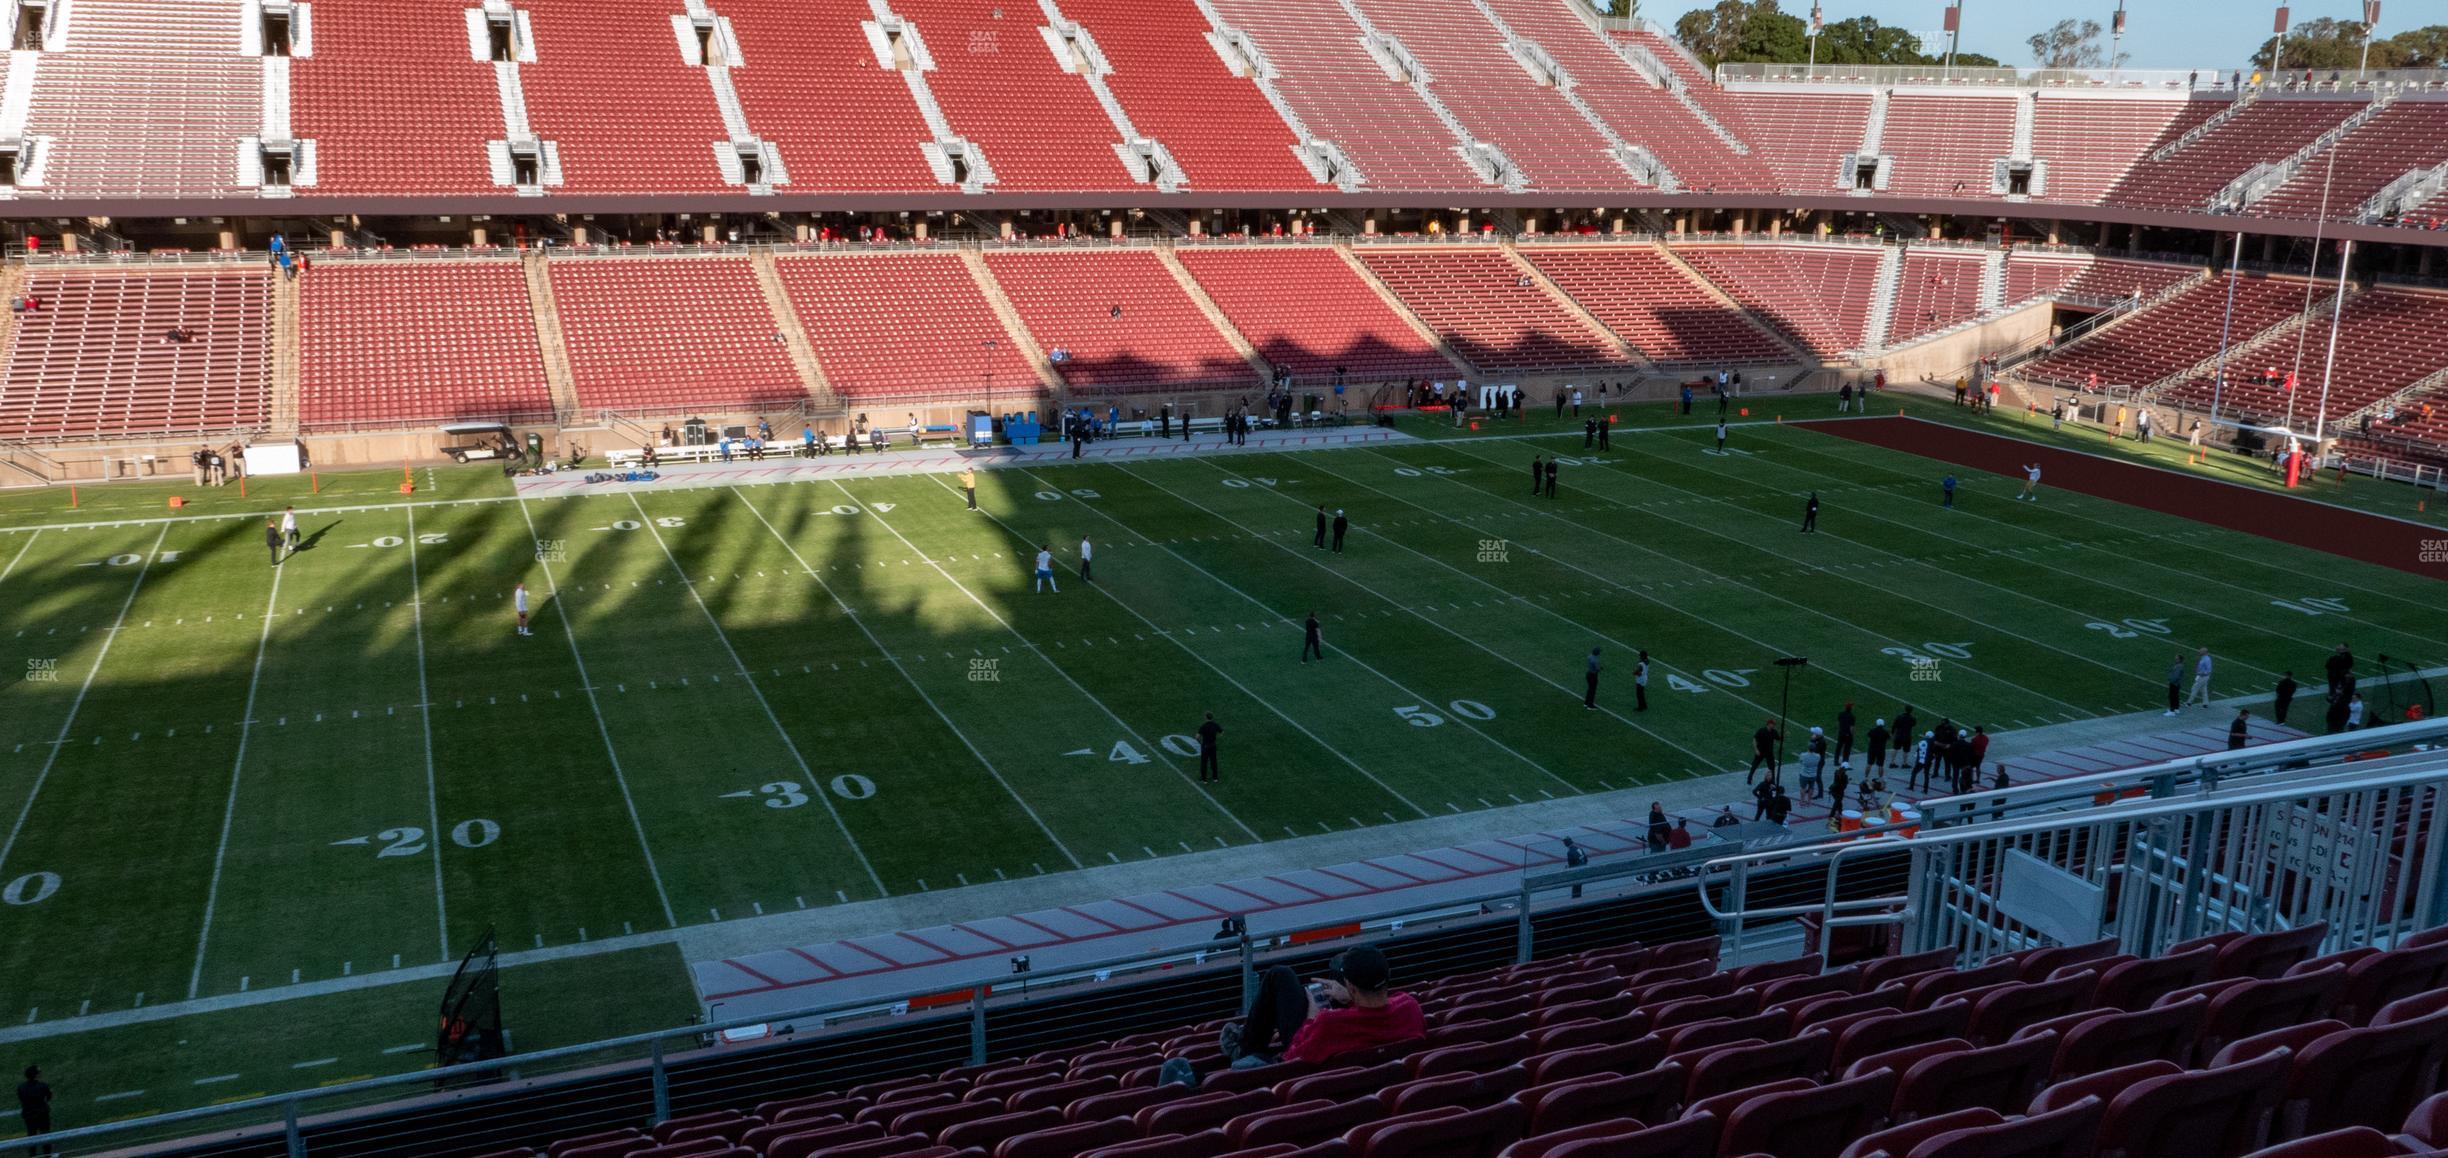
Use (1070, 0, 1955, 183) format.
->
(268, 268, 301, 436)
(959, 249, 1065, 394)
(1333, 245, 1478, 379)
(1154, 245, 1278, 386)
(751, 251, 840, 408)
(523, 250, 585, 421)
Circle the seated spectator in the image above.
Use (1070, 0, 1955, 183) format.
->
(1281, 946, 1422, 1065)
(1220, 965, 1308, 1069)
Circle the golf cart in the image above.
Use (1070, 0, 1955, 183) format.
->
(439, 422, 522, 464)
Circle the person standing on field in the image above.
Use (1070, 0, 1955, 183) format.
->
(2019, 463, 2042, 501)
(1330, 509, 1349, 553)
(1583, 646, 1602, 710)
(1865, 718, 1890, 777)
(1314, 503, 1328, 549)
(1633, 650, 1649, 711)
(1799, 492, 1819, 532)
(514, 581, 531, 636)
(17, 1064, 51, 1154)
(1544, 457, 1559, 499)
(2187, 648, 2214, 707)
(1941, 473, 1956, 509)
(1714, 419, 1728, 454)
(280, 506, 300, 556)
(1597, 418, 1611, 451)
(1530, 454, 1544, 496)
(1747, 719, 1781, 785)
(961, 466, 978, 511)
(1834, 702, 1857, 770)
(1034, 545, 1059, 593)
(2164, 652, 2185, 716)
(1078, 535, 1094, 583)
(1196, 712, 1223, 782)
(2325, 644, 2354, 698)
(1301, 611, 1324, 663)
(264, 520, 283, 567)
(2273, 671, 2298, 726)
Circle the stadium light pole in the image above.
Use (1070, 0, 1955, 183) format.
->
(2209, 232, 2243, 423)
(2358, 1, 2380, 82)
(1773, 656, 1810, 770)
(2313, 238, 2351, 447)
(1942, 3, 1963, 79)
(2109, 1, 2126, 86)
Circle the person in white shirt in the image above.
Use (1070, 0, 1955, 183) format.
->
(1078, 536, 1094, 583)
(279, 506, 300, 556)
(2346, 693, 2366, 730)
(2018, 463, 2042, 501)
(1033, 546, 1058, 593)
(2187, 648, 2214, 707)
(1633, 650, 1649, 711)
(513, 582, 531, 636)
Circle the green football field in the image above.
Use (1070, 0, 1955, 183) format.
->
(0, 402, 2442, 1117)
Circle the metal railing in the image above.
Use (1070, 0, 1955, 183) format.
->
(1695, 719, 2448, 967)
(1718, 61, 2448, 93)
(0, 835, 1804, 1157)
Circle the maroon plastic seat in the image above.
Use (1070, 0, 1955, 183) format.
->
(2029, 1059, 2186, 1116)
(2092, 944, 2218, 1011)
(652, 1110, 745, 1145)
(938, 1108, 1064, 1154)
(1841, 1038, 1973, 1084)
(1006, 1074, 1115, 1114)
(1648, 936, 1720, 970)
(1685, 1030, 1833, 1102)
(1756, 965, 1865, 1009)
(2405, 1091, 2448, 1146)
(1905, 1094, 2104, 1158)
(1532, 995, 1639, 1028)
(1833, 1107, 2005, 1158)
(1637, 971, 1739, 1007)
(1788, 987, 1910, 1027)
(1522, 1113, 1710, 1158)
(1080, 1129, 1234, 1158)
(1649, 990, 1761, 1029)
(1064, 1083, 1189, 1124)
(1352, 1101, 1526, 1158)
(747, 1116, 846, 1153)
(1718, 1068, 1900, 1158)
(1537, 980, 1627, 1009)
(2243, 1126, 2422, 1157)
(1498, 1116, 1647, 1158)
(2372, 987, 2448, 1027)
(993, 1118, 1136, 1158)
(809, 1137, 934, 1158)
(1908, 960, 2021, 1010)
(1860, 949, 1964, 988)
(2191, 965, 2347, 1061)
(1894, 1032, 2060, 1120)
(634, 1138, 736, 1158)
(1961, 972, 2099, 1044)
(554, 1138, 647, 1158)
(1385, 1067, 1530, 1115)
(767, 1122, 885, 1158)
(891, 1099, 1004, 1140)
(2212, 922, 2329, 980)
(1139, 1089, 1274, 1137)
(1684, 1077, 1812, 1126)
(1523, 1036, 1666, 1086)
(1512, 1066, 1685, 1135)
(2029, 997, 2205, 1077)
(1997, 939, 2119, 982)
(859, 1096, 955, 1127)
(2091, 1049, 2291, 1158)
(1279, 1061, 1411, 1105)
(866, 1078, 969, 1105)
(1663, 1010, 1792, 1054)
(1443, 995, 1539, 1025)
(2211, 1020, 2349, 1068)
(1428, 1015, 1533, 1047)
(1411, 1036, 1530, 1078)
(761, 1096, 868, 1124)
(1232, 1098, 1381, 1149)
(2279, 1000, 2448, 1138)
(1830, 1004, 1975, 1072)
(2322, 940, 2448, 1024)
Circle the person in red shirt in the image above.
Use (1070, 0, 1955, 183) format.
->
(1282, 946, 1424, 1065)
(1969, 725, 1991, 770)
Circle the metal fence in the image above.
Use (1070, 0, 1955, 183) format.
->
(1695, 719, 2448, 970)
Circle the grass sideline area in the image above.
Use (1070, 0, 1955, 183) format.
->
(0, 400, 2440, 1122)
(0, 944, 694, 1125)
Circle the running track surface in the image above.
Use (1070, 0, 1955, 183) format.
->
(1798, 416, 2448, 581)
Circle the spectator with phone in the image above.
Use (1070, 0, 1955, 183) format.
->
(1282, 946, 1423, 1064)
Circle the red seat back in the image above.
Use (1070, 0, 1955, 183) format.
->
(1663, 1009, 1792, 1054)
(1719, 1068, 1900, 1158)
(2044, 997, 2205, 1077)
(993, 1118, 1137, 1158)
(1516, 1065, 1685, 1135)
(1895, 1032, 2060, 1119)
(1078, 1129, 1233, 1158)
(1231, 1098, 1378, 1149)
(2287, 1002, 2448, 1137)
(1138, 1089, 1273, 1137)
(1541, 1111, 1718, 1158)
(1354, 1101, 1525, 1158)
(938, 1108, 1065, 1154)
(1524, 1035, 1666, 1086)
(2194, 964, 2345, 1060)
(2093, 944, 2217, 1011)
(2212, 921, 2329, 980)
(1831, 1004, 1975, 1073)
(1684, 1030, 1834, 1102)
(2093, 1049, 2291, 1158)
(1833, 1107, 2004, 1158)
(1905, 1094, 2104, 1158)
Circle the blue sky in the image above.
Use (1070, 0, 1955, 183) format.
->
(1684, 1, 2397, 71)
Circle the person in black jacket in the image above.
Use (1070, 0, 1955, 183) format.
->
(2325, 645, 2354, 697)
(2273, 671, 2298, 725)
(1833, 702, 1857, 770)
(1544, 457, 1559, 499)
(1301, 612, 1325, 663)
(2228, 709, 2252, 750)
(1313, 504, 1328, 549)
(17, 1065, 51, 1153)
(1645, 802, 1671, 853)
(1330, 510, 1349, 553)
(1865, 718, 1891, 777)
(1800, 492, 1820, 532)
(1530, 455, 1544, 495)
(263, 520, 284, 567)
(1747, 720, 1781, 785)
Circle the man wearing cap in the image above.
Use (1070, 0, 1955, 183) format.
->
(1282, 946, 1423, 1065)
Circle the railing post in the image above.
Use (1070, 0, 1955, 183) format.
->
(649, 1039, 671, 1126)
(969, 988, 988, 1067)
(1238, 932, 1257, 1010)
(1515, 877, 1534, 964)
(283, 1099, 306, 1158)
(1721, 863, 1750, 962)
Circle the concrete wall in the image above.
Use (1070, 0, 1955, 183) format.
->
(1859, 299, 2055, 385)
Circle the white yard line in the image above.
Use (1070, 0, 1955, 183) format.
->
(920, 471, 1434, 819)
(1116, 463, 1720, 774)
(187, 546, 289, 999)
(728, 486, 1085, 870)
(625, 494, 889, 897)
(833, 481, 1264, 843)
(0, 529, 40, 588)
(1364, 442, 2100, 714)
(0, 525, 167, 878)
(403, 509, 449, 963)
(513, 497, 679, 928)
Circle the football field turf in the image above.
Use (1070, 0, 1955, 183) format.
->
(0, 411, 2442, 1111)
